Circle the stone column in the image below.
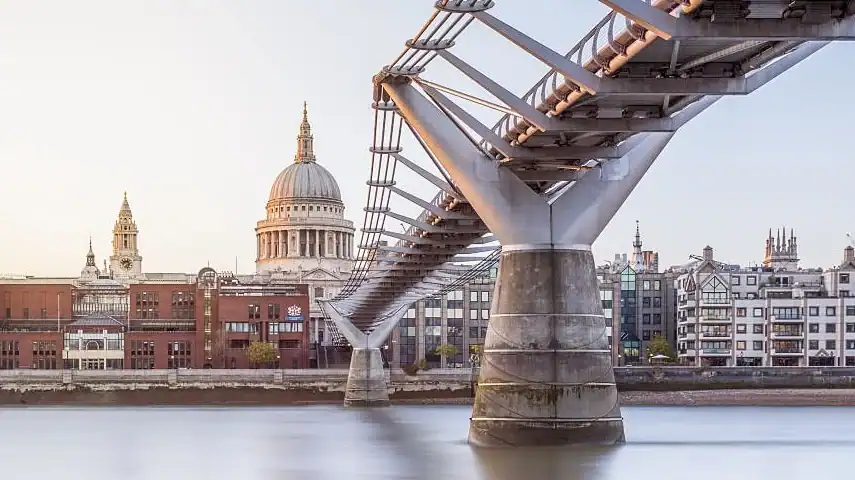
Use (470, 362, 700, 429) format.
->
(469, 248, 623, 446)
(256, 234, 261, 261)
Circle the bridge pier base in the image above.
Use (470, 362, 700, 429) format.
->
(344, 347, 390, 407)
(468, 247, 624, 447)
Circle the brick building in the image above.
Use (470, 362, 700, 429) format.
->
(0, 270, 310, 370)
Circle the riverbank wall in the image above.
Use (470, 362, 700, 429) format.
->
(2, 367, 855, 405)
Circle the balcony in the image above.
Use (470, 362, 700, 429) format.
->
(699, 315, 732, 324)
(699, 331, 732, 340)
(770, 315, 803, 324)
(677, 349, 696, 357)
(699, 297, 731, 307)
(771, 348, 804, 356)
(699, 349, 731, 356)
(770, 330, 804, 340)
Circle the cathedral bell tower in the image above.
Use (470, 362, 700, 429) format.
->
(109, 192, 143, 279)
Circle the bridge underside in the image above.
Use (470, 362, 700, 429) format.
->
(323, 0, 853, 443)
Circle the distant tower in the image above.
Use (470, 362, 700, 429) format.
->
(632, 220, 644, 272)
(762, 227, 799, 270)
(79, 237, 101, 282)
(109, 192, 143, 279)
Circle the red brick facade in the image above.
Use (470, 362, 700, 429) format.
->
(0, 279, 310, 370)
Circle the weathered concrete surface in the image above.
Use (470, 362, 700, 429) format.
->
(344, 348, 390, 407)
(469, 249, 624, 447)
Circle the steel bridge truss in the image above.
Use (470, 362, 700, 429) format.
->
(320, 0, 854, 348)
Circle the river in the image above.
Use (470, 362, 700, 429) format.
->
(0, 405, 851, 479)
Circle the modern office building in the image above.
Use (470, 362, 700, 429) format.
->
(597, 222, 679, 366)
(676, 229, 855, 367)
(389, 267, 497, 369)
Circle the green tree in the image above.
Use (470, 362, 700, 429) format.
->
(646, 335, 674, 362)
(469, 344, 483, 366)
(247, 341, 279, 368)
(435, 344, 457, 366)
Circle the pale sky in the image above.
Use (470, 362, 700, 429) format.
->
(0, 1, 851, 277)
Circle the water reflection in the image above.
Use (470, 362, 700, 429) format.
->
(473, 445, 619, 480)
(0, 405, 853, 479)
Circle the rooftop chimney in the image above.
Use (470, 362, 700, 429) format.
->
(845, 246, 854, 263)
(703, 245, 714, 261)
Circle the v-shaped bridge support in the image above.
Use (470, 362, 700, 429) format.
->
(320, 302, 409, 407)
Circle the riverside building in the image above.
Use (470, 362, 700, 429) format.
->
(596, 222, 679, 366)
(676, 229, 855, 367)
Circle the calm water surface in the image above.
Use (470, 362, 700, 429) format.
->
(1, 405, 852, 479)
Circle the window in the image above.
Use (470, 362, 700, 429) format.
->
(470, 291, 478, 302)
(247, 304, 260, 320)
(753, 341, 763, 351)
(653, 297, 662, 308)
(171, 292, 195, 319)
(652, 313, 661, 324)
(736, 308, 747, 317)
(481, 310, 490, 320)
(809, 323, 820, 333)
(847, 323, 855, 333)
(267, 303, 281, 320)
(827, 306, 837, 316)
(826, 323, 837, 333)
(732, 276, 741, 286)
(809, 306, 819, 317)
(841, 273, 850, 284)
(843, 291, 850, 297)
(846, 306, 855, 316)
(469, 309, 478, 320)
(642, 314, 650, 324)
(654, 280, 661, 290)
(747, 276, 757, 286)
(752, 308, 764, 318)
(826, 340, 837, 350)
(753, 324, 764, 334)
(736, 341, 746, 350)
(643, 280, 651, 291)
(736, 324, 747, 334)
(167, 341, 192, 369)
(314, 287, 324, 299)
(642, 330, 650, 340)
(809, 340, 819, 350)
(642, 297, 651, 308)
(130, 341, 155, 369)
(481, 291, 490, 302)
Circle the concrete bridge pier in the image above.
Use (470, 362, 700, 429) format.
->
(385, 80, 722, 446)
(345, 347, 389, 407)
(320, 303, 407, 407)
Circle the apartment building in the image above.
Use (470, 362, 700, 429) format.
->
(677, 230, 855, 366)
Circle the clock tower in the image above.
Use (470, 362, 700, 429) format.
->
(109, 192, 143, 279)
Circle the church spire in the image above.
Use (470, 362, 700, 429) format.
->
(86, 236, 96, 267)
(295, 101, 316, 164)
(119, 191, 133, 219)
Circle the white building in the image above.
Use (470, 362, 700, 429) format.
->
(676, 229, 855, 367)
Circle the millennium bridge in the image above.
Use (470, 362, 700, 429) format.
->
(319, 0, 855, 447)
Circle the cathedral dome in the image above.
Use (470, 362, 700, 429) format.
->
(268, 103, 342, 204)
(268, 161, 341, 203)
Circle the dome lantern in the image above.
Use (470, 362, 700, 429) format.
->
(268, 103, 342, 204)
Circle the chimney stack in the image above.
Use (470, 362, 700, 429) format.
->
(845, 246, 854, 263)
(703, 245, 714, 261)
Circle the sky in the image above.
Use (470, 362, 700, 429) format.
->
(0, 0, 851, 277)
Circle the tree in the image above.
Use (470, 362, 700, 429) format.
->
(646, 335, 674, 362)
(469, 344, 483, 366)
(247, 341, 279, 368)
(434, 344, 457, 366)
